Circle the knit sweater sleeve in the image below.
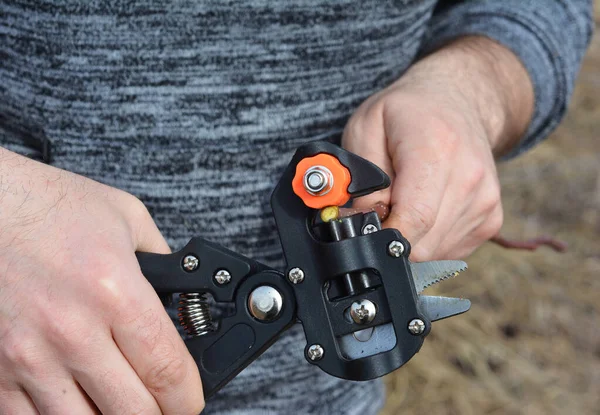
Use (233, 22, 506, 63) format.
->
(421, 0, 594, 158)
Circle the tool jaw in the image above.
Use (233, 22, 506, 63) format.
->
(271, 141, 470, 380)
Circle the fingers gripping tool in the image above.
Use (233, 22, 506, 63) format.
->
(136, 141, 471, 399)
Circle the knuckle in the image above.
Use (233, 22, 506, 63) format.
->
(118, 192, 153, 234)
(343, 113, 364, 141)
(45, 314, 100, 360)
(465, 162, 486, 192)
(402, 203, 437, 236)
(477, 209, 504, 240)
(145, 354, 188, 392)
(42, 308, 79, 344)
(344, 99, 381, 138)
(480, 185, 502, 214)
(1, 334, 44, 375)
(130, 196, 152, 223)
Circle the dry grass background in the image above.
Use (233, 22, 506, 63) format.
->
(381, 6, 600, 415)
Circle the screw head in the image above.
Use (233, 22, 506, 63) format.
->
(248, 286, 283, 321)
(362, 224, 378, 235)
(303, 166, 333, 196)
(182, 255, 199, 272)
(388, 240, 405, 257)
(214, 269, 231, 285)
(288, 267, 305, 284)
(408, 318, 426, 335)
(307, 344, 324, 361)
(350, 299, 377, 325)
(306, 171, 326, 192)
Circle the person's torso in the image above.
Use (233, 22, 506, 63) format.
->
(1, 1, 436, 413)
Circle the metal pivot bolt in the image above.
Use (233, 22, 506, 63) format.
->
(288, 267, 305, 284)
(362, 224, 378, 235)
(350, 299, 377, 324)
(307, 344, 324, 361)
(388, 240, 405, 257)
(182, 255, 199, 272)
(248, 286, 283, 322)
(303, 166, 333, 196)
(214, 269, 231, 285)
(408, 318, 426, 335)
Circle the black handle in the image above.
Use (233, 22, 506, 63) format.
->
(136, 238, 297, 398)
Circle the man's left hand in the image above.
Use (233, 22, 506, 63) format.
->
(343, 36, 534, 261)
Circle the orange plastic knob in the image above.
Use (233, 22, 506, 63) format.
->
(292, 153, 351, 209)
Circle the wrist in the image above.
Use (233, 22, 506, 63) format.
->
(397, 35, 534, 156)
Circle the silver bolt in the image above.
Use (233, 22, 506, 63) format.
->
(288, 267, 305, 284)
(408, 318, 426, 335)
(307, 344, 324, 361)
(214, 269, 231, 285)
(350, 299, 377, 325)
(307, 171, 326, 191)
(388, 240, 405, 257)
(182, 255, 199, 272)
(362, 224, 378, 235)
(248, 286, 283, 322)
(303, 166, 333, 196)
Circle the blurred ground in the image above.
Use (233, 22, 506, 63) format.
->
(382, 7, 600, 415)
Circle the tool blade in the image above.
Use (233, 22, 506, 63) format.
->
(418, 295, 471, 322)
(410, 260, 468, 293)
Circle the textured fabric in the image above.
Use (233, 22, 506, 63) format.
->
(422, 0, 594, 159)
(0, 1, 592, 413)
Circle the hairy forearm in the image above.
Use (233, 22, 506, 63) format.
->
(442, 36, 534, 156)
(396, 35, 535, 157)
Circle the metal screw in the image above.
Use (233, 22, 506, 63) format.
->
(214, 269, 231, 285)
(306, 171, 326, 192)
(408, 318, 426, 335)
(350, 299, 377, 324)
(307, 344, 324, 361)
(388, 240, 405, 257)
(182, 255, 199, 272)
(288, 267, 305, 284)
(248, 286, 283, 322)
(362, 224, 378, 235)
(303, 166, 333, 196)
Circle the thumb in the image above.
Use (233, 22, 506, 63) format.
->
(341, 108, 394, 210)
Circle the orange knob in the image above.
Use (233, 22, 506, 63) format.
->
(292, 153, 351, 209)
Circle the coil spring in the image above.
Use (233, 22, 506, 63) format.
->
(178, 293, 214, 337)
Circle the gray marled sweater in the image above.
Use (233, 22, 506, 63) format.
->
(1, 1, 593, 414)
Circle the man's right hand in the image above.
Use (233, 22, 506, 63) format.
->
(0, 148, 205, 414)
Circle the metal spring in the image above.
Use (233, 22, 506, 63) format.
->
(177, 293, 214, 337)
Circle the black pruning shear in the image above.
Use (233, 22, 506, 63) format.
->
(136, 141, 471, 399)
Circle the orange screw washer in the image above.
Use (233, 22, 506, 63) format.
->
(292, 153, 351, 209)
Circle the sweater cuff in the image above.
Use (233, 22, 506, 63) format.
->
(420, 2, 592, 159)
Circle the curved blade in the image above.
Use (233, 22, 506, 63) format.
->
(410, 260, 468, 294)
(418, 295, 471, 322)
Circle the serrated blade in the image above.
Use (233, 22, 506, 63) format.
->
(410, 260, 468, 294)
(418, 295, 471, 322)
